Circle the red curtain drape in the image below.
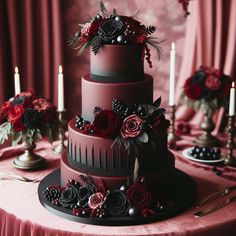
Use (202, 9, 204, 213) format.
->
(175, 0, 236, 132)
(0, 0, 64, 107)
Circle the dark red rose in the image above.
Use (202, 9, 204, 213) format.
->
(136, 33, 147, 44)
(184, 78, 203, 100)
(214, 69, 223, 78)
(88, 192, 105, 209)
(1, 101, 12, 115)
(7, 105, 24, 124)
(13, 120, 25, 132)
(205, 75, 221, 91)
(22, 97, 33, 109)
(121, 114, 143, 138)
(93, 110, 121, 138)
(126, 183, 152, 210)
(81, 20, 102, 38)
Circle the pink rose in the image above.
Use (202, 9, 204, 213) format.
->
(88, 192, 105, 209)
(205, 75, 221, 91)
(33, 98, 50, 112)
(81, 23, 92, 37)
(121, 114, 143, 138)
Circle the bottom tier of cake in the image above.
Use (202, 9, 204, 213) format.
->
(61, 150, 175, 191)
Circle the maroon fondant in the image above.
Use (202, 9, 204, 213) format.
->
(82, 74, 153, 121)
(90, 45, 144, 82)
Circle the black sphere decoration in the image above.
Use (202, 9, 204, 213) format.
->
(111, 39, 116, 44)
(128, 207, 141, 217)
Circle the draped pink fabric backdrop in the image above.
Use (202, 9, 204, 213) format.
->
(175, 0, 236, 130)
(0, 0, 64, 110)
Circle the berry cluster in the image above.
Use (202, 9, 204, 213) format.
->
(75, 115, 94, 134)
(188, 146, 221, 160)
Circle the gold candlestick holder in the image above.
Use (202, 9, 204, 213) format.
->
(54, 110, 67, 154)
(224, 115, 236, 166)
(168, 105, 179, 145)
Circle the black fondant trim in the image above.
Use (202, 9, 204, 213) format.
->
(90, 73, 143, 83)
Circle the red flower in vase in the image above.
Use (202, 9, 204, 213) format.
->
(184, 78, 203, 100)
(7, 105, 24, 125)
(13, 120, 25, 132)
(1, 101, 12, 115)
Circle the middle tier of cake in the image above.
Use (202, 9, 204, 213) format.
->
(81, 74, 153, 121)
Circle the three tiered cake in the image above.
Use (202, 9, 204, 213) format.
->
(39, 2, 196, 225)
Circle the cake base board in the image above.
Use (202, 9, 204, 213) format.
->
(38, 169, 197, 226)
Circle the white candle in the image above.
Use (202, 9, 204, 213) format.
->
(14, 66, 21, 95)
(169, 42, 176, 106)
(58, 65, 65, 112)
(229, 82, 235, 116)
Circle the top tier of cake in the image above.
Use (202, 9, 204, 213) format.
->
(90, 45, 144, 82)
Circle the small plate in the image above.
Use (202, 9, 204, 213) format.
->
(182, 148, 225, 164)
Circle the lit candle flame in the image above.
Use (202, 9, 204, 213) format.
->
(232, 82, 235, 88)
(59, 65, 63, 74)
(15, 66, 19, 74)
(171, 42, 175, 50)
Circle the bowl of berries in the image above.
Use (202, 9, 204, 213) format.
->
(182, 146, 225, 163)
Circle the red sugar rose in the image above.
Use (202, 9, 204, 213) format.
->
(184, 78, 203, 100)
(93, 110, 121, 138)
(7, 105, 24, 124)
(126, 183, 152, 210)
(205, 75, 221, 91)
(121, 114, 143, 138)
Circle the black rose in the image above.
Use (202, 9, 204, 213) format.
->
(59, 186, 79, 208)
(22, 108, 40, 128)
(98, 18, 125, 42)
(77, 184, 96, 208)
(192, 71, 206, 84)
(104, 190, 130, 216)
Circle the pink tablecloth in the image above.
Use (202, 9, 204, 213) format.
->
(0, 140, 236, 236)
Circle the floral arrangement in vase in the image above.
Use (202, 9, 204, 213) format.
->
(181, 66, 232, 146)
(181, 66, 231, 117)
(0, 91, 60, 169)
(68, 1, 162, 68)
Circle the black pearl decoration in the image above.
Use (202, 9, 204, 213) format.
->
(128, 207, 141, 217)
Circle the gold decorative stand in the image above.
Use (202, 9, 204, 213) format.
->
(195, 113, 220, 147)
(13, 142, 45, 170)
(224, 115, 236, 166)
(168, 105, 179, 145)
(54, 110, 67, 154)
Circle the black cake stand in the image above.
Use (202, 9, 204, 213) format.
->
(38, 168, 197, 226)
